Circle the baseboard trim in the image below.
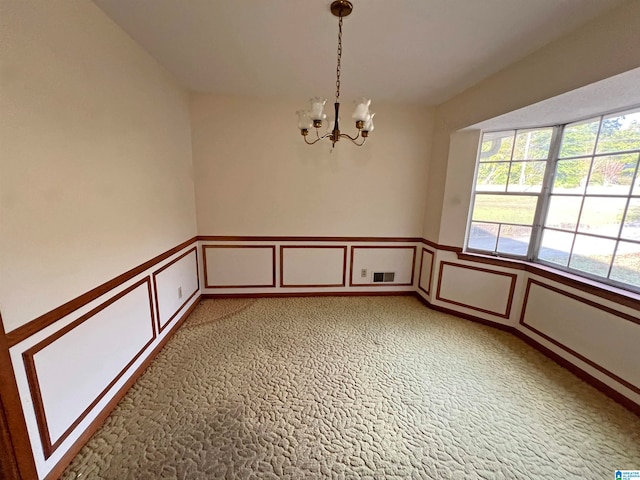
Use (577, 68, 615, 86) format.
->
(512, 330, 640, 417)
(412, 293, 640, 416)
(202, 291, 416, 299)
(412, 292, 513, 333)
(44, 296, 201, 480)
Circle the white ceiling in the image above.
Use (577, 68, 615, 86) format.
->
(93, 0, 625, 105)
(469, 67, 640, 131)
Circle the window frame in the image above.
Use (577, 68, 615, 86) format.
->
(465, 108, 640, 294)
(466, 126, 558, 259)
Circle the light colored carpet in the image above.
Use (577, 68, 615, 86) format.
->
(63, 297, 640, 479)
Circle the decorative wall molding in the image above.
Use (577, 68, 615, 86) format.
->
(0, 395, 20, 479)
(7, 237, 198, 347)
(279, 246, 347, 288)
(436, 261, 518, 319)
(200, 238, 420, 292)
(421, 237, 462, 253)
(418, 247, 435, 296)
(23, 277, 156, 459)
(202, 245, 276, 288)
(457, 251, 640, 310)
(512, 328, 640, 416)
(519, 278, 640, 396)
(348, 245, 417, 287)
(413, 292, 640, 416)
(414, 292, 513, 332)
(4, 233, 640, 480)
(152, 247, 199, 334)
(0, 238, 199, 480)
(0, 313, 38, 480)
(41, 297, 201, 480)
(199, 235, 422, 243)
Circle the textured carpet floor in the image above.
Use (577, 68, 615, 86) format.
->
(63, 297, 640, 479)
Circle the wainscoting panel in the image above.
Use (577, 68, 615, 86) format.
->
(4, 239, 200, 480)
(520, 279, 640, 394)
(22, 278, 155, 458)
(280, 246, 346, 287)
(350, 246, 416, 286)
(436, 262, 517, 319)
(203, 245, 275, 288)
(418, 248, 434, 296)
(153, 247, 199, 333)
(4, 233, 640, 478)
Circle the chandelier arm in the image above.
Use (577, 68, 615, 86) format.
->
(342, 135, 366, 147)
(303, 135, 325, 145)
(304, 131, 333, 145)
(339, 131, 361, 141)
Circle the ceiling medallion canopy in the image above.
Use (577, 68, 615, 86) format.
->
(296, 0, 374, 148)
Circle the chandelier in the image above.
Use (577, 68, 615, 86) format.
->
(296, 0, 374, 148)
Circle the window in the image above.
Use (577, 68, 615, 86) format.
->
(467, 107, 640, 291)
(469, 127, 554, 257)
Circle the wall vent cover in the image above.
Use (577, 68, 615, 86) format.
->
(373, 272, 395, 283)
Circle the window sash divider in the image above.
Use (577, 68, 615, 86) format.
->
(530, 125, 564, 261)
(470, 220, 534, 228)
(558, 148, 640, 161)
(473, 191, 542, 197)
(557, 194, 636, 199)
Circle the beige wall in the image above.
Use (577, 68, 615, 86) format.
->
(191, 94, 434, 237)
(424, 0, 640, 246)
(0, 0, 197, 331)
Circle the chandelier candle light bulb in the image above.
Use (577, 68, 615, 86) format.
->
(310, 98, 327, 123)
(296, 110, 313, 134)
(352, 98, 371, 122)
(297, 0, 373, 148)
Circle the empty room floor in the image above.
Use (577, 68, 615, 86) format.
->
(63, 297, 640, 479)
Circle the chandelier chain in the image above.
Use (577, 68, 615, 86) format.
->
(335, 14, 343, 102)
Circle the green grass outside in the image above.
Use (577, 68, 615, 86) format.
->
(540, 252, 640, 287)
(474, 194, 640, 229)
(472, 195, 538, 225)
